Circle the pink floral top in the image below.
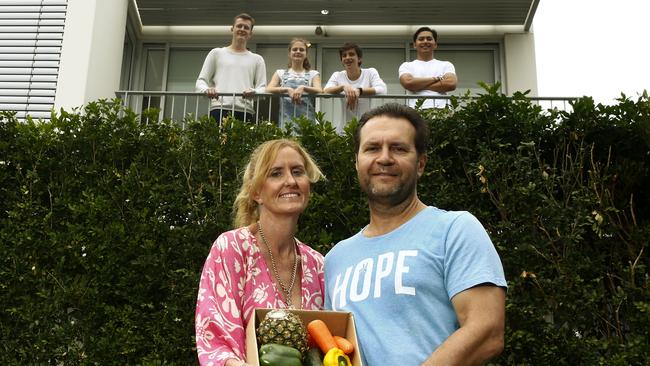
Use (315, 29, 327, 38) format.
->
(195, 227, 325, 366)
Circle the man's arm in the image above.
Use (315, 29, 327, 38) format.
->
(196, 50, 217, 97)
(248, 56, 267, 95)
(323, 72, 343, 93)
(323, 84, 344, 93)
(400, 72, 457, 93)
(399, 73, 440, 92)
(421, 285, 506, 366)
(361, 68, 387, 95)
(428, 72, 457, 93)
(322, 72, 360, 109)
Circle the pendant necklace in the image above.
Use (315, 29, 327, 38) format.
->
(257, 221, 299, 308)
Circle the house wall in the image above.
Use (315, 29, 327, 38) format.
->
(45, 2, 538, 117)
(504, 32, 538, 96)
(1, 1, 539, 120)
(54, 0, 128, 111)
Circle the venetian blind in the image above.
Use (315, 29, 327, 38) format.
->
(0, 0, 67, 120)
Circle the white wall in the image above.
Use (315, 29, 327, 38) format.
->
(55, 0, 128, 110)
(503, 33, 538, 96)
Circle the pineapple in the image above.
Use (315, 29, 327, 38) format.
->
(256, 309, 308, 356)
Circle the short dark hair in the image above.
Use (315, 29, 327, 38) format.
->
(355, 103, 430, 156)
(413, 26, 438, 43)
(233, 13, 255, 29)
(338, 43, 363, 66)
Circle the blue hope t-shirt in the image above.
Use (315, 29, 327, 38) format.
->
(324, 206, 507, 365)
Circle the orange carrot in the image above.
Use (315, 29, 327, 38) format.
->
(333, 335, 354, 355)
(306, 332, 316, 348)
(307, 319, 338, 354)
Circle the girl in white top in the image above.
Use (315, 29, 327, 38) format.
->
(324, 43, 387, 132)
(266, 38, 322, 128)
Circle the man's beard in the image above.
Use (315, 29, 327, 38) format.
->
(362, 174, 418, 207)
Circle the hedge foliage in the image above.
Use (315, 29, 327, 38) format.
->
(1, 87, 649, 365)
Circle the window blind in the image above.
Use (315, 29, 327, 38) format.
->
(0, 0, 67, 120)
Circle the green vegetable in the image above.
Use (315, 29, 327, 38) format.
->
(259, 343, 303, 366)
(305, 346, 324, 366)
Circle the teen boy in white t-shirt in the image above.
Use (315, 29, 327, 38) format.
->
(324, 43, 387, 132)
(399, 27, 457, 109)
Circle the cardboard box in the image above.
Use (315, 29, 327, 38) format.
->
(245, 308, 363, 366)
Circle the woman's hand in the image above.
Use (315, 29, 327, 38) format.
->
(225, 358, 252, 366)
(289, 86, 305, 104)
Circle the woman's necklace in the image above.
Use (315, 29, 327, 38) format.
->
(257, 221, 299, 308)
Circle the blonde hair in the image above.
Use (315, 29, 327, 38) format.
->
(233, 139, 324, 227)
(286, 38, 312, 71)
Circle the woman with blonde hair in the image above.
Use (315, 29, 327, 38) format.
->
(266, 38, 322, 127)
(195, 138, 325, 366)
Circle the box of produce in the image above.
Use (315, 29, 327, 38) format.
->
(245, 308, 363, 366)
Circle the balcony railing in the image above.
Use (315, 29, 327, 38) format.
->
(114, 90, 578, 127)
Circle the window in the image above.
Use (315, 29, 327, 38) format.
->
(119, 27, 135, 90)
(143, 48, 165, 91)
(164, 48, 211, 120)
(137, 47, 165, 116)
(0, 0, 66, 120)
(167, 49, 209, 91)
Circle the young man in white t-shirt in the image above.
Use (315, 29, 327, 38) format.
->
(324, 43, 387, 132)
(399, 27, 457, 109)
(195, 13, 267, 122)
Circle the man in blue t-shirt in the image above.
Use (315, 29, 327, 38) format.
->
(324, 103, 507, 365)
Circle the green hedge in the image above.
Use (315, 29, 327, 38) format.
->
(1, 88, 648, 365)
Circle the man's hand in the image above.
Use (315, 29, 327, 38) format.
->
(242, 88, 256, 98)
(343, 84, 360, 110)
(205, 87, 218, 98)
(428, 73, 457, 92)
